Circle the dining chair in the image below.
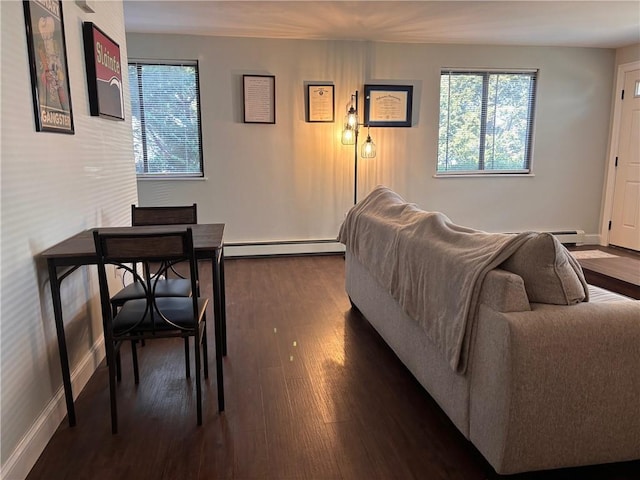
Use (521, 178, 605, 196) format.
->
(110, 204, 198, 382)
(131, 203, 198, 227)
(94, 227, 209, 433)
(132, 203, 198, 282)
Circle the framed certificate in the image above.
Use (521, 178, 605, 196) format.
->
(306, 84, 334, 122)
(243, 74, 275, 124)
(364, 84, 413, 127)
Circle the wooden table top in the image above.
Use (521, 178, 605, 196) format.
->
(577, 255, 640, 287)
(41, 224, 225, 260)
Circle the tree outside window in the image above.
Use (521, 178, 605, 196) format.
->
(128, 61, 203, 177)
(438, 70, 537, 174)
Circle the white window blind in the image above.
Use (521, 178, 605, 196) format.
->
(128, 61, 203, 177)
(438, 69, 537, 174)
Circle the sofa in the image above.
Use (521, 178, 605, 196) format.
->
(339, 186, 640, 475)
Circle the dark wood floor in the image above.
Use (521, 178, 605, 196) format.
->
(27, 256, 640, 480)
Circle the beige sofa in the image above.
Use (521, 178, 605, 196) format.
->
(340, 187, 640, 474)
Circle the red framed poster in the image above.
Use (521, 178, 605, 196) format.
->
(82, 22, 124, 120)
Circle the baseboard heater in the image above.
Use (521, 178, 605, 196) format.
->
(549, 230, 585, 246)
(223, 231, 585, 257)
(223, 239, 344, 258)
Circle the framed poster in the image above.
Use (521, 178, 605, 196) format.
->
(23, 0, 74, 134)
(243, 75, 275, 124)
(306, 84, 334, 122)
(364, 84, 413, 127)
(82, 22, 124, 120)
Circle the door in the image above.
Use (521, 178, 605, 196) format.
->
(610, 68, 640, 251)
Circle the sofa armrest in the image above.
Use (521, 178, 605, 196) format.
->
(469, 301, 640, 474)
(478, 268, 531, 313)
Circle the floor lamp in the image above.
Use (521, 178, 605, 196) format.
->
(341, 90, 376, 205)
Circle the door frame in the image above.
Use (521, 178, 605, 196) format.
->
(600, 60, 640, 246)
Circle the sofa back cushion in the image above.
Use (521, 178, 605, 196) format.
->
(500, 233, 588, 305)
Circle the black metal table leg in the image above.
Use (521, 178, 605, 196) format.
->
(47, 259, 76, 426)
(212, 250, 225, 412)
(220, 246, 227, 356)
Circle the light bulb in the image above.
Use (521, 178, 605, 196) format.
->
(344, 107, 359, 133)
(341, 126, 356, 145)
(361, 135, 376, 158)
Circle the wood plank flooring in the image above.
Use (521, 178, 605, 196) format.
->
(27, 256, 640, 480)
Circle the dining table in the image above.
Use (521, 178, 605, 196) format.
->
(40, 223, 226, 426)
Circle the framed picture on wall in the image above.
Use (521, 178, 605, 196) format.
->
(23, 0, 75, 133)
(243, 74, 276, 124)
(306, 84, 334, 122)
(82, 22, 125, 120)
(364, 84, 413, 127)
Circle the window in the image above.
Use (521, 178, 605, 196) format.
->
(128, 61, 203, 177)
(437, 69, 537, 174)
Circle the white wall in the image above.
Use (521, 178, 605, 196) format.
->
(129, 34, 616, 251)
(615, 43, 640, 65)
(0, 1, 137, 478)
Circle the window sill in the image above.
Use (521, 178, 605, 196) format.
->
(137, 176, 208, 182)
(433, 172, 535, 178)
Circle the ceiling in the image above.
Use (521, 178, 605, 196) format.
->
(123, 1, 640, 49)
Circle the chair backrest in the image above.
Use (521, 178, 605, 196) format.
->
(131, 204, 198, 226)
(94, 228, 199, 334)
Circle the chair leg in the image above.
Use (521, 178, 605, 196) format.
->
(202, 320, 209, 379)
(194, 331, 202, 426)
(184, 337, 190, 378)
(107, 305, 117, 368)
(106, 341, 119, 434)
(131, 340, 140, 385)
(115, 350, 122, 383)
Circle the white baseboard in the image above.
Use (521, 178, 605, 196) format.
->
(224, 241, 344, 257)
(583, 233, 602, 245)
(1, 338, 105, 480)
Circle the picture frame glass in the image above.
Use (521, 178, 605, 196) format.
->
(307, 84, 334, 122)
(243, 75, 276, 124)
(83, 22, 124, 120)
(23, 0, 74, 133)
(364, 85, 413, 127)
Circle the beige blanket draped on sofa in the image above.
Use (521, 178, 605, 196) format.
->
(338, 186, 534, 373)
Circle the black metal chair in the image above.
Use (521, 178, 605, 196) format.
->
(94, 227, 208, 433)
(110, 204, 198, 382)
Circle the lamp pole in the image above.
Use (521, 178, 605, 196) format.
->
(353, 127, 359, 205)
(342, 90, 374, 206)
(352, 90, 359, 205)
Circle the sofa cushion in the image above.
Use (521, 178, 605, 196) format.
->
(479, 269, 531, 312)
(500, 233, 588, 305)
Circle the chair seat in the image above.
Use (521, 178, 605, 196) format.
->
(114, 297, 208, 334)
(111, 278, 192, 306)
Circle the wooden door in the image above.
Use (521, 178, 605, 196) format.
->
(610, 68, 640, 251)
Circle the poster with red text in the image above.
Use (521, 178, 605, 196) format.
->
(82, 22, 124, 120)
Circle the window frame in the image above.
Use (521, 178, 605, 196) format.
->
(128, 59, 204, 179)
(436, 68, 538, 177)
